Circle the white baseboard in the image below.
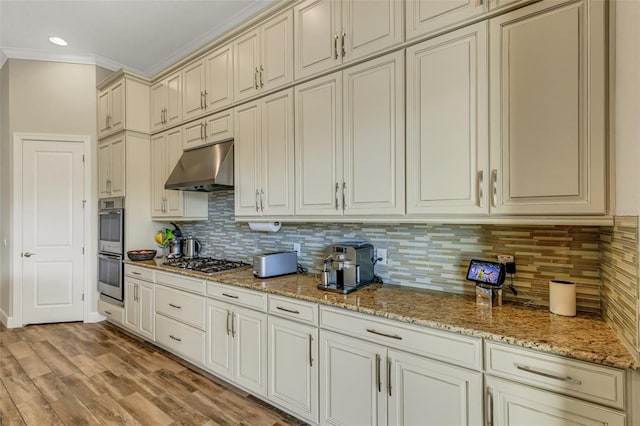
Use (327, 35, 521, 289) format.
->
(86, 311, 106, 323)
(0, 309, 21, 328)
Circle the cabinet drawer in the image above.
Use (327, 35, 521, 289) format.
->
(98, 299, 124, 325)
(268, 295, 318, 326)
(125, 264, 155, 281)
(485, 342, 625, 409)
(155, 314, 205, 365)
(320, 306, 482, 370)
(155, 285, 206, 330)
(156, 271, 205, 295)
(206, 109, 234, 143)
(207, 282, 267, 312)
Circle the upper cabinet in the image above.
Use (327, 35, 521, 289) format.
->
(98, 133, 126, 199)
(295, 51, 404, 216)
(406, 22, 488, 216)
(150, 71, 182, 133)
(488, 0, 606, 216)
(294, 0, 403, 80)
(98, 74, 150, 139)
(406, 0, 487, 41)
(183, 43, 235, 122)
(234, 10, 294, 102)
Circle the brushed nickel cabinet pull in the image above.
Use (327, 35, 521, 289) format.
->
(342, 182, 346, 211)
(255, 190, 260, 212)
(276, 306, 300, 314)
(226, 310, 231, 336)
(387, 358, 392, 396)
(131, 271, 141, 276)
(341, 32, 346, 57)
(334, 34, 339, 59)
(375, 354, 381, 392)
(222, 293, 239, 299)
(254, 68, 259, 89)
(487, 390, 493, 426)
(168, 303, 181, 309)
(231, 313, 236, 337)
(515, 364, 582, 385)
(478, 170, 484, 207)
(366, 328, 403, 340)
(491, 169, 498, 207)
(335, 182, 340, 210)
(169, 334, 182, 342)
(104, 310, 112, 315)
(259, 65, 264, 88)
(309, 335, 313, 367)
(260, 189, 264, 212)
(203, 90, 208, 108)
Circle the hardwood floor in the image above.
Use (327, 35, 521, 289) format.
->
(0, 321, 304, 426)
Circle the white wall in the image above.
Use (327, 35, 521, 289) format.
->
(613, 0, 640, 215)
(0, 59, 101, 325)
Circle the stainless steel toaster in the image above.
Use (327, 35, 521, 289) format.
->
(253, 251, 298, 278)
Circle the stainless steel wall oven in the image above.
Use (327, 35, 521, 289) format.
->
(97, 197, 124, 302)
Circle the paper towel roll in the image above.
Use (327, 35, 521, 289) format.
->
(549, 280, 576, 316)
(248, 222, 281, 232)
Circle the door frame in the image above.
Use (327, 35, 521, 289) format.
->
(11, 132, 92, 327)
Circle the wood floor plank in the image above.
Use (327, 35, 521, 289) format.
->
(16, 355, 52, 379)
(0, 380, 26, 425)
(118, 391, 174, 426)
(81, 392, 142, 426)
(6, 342, 35, 360)
(15, 394, 64, 426)
(71, 353, 108, 377)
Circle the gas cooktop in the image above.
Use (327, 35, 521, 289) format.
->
(162, 257, 250, 274)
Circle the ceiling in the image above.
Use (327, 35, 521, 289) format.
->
(0, 0, 279, 77)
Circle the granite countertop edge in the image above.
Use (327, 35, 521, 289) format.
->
(125, 259, 639, 370)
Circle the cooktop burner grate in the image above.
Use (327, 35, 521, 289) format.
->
(163, 257, 250, 274)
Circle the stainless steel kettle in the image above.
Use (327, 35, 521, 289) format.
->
(182, 236, 201, 259)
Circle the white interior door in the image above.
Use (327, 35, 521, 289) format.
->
(21, 139, 85, 324)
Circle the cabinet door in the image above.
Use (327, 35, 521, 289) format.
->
(294, 0, 341, 79)
(387, 349, 483, 426)
(295, 72, 343, 215)
(109, 135, 126, 197)
(98, 88, 111, 137)
(320, 330, 386, 426)
(233, 306, 267, 397)
(110, 80, 125, 133)
(205, 44, 234, 111)
(234, 101, 262, 216)
(489, 0, 524, 11)
(261, 10, 294, 92)
(406, 23, 488, 215)
(234, 29, 261, 102)
(342, 0, 403, 63)
(165, 71, 183, 127)
(150, 80, 166, 132)
(486, 376, 625, 426)
(165, 128, 184, 216)
(150, 133, 167, 217)
(182, 118, 207, 151)
(183, 59, 206, 120)
(97, 141, 112, 198)
(489, 0, 606, 215)
(205, 300, 234, 380)
(261, 89, 294, 215)
(343, 51, 404, 215)
(124, 278, 139, 331)
(406, 0, 486, 40)
(138, 281, 154, 341)
(268, 316, 318, 424)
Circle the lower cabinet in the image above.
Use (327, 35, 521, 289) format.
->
(123, 276, 154, 340)
(98, 298, 124, 326)
(319, 330, 482, 426)
(206, 298, 268, 397)
(485, 376, 625, 426)
(268, 315, 318, 424)
(155, 314, 205, 366)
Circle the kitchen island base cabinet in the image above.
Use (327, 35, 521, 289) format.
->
(486, 376, 625, 426)
(268, 316, 319, 424)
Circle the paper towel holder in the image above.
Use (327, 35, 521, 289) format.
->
(248, 222, 281, 232)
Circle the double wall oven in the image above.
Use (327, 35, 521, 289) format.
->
(98, 197, 125, 302)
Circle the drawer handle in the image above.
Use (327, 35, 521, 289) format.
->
(168, 303, 182, 309)
(104, 310, 112, 315)
(169, 335, 182, 342)
(515, 364, 582, 385)
(276, 306, 300, 315)
(366, 328, 403, 340)
(222, 293, 239, 299)
(131, 272, 141, 275)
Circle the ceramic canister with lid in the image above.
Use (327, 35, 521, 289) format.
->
(549, 280, 576, 316)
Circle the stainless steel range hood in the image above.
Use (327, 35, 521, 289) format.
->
(165, 141, 234, 192)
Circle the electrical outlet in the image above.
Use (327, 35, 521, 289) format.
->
(293, 243, 301, 257)
(497, 254, 514, 264)
(376, 248, 388, 265)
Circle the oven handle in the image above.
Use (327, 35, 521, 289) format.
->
(99, 253, 122, 260)
(99, 210, 123, 215)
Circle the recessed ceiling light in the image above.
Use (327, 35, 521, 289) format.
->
(49, 37, 68, 46)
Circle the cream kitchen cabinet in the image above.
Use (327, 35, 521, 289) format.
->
(98, 133, 126, 199)
(150, 70, 182, 133)
(235, 89, 294, 217)
(234, 10, 293, 102)
(123, 276, 154, 341)
(406, 0, 486, 41)
(98, 73, 150, 138)
(293, 0, 403, 80)
(182, 109, 234, 151)
(295, 51, 404, 216)
(182, 43, 234, 122)
(150, 128, 208, 220)
(205, 298, 268, 397)
(406, 22, 488, 216)
(488, 0, 606, 216)
(267, 298, 319, 424)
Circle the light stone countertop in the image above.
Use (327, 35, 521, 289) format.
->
(126, 259, 639, 370)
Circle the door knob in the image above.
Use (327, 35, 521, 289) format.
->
(22, 252, 36, 258)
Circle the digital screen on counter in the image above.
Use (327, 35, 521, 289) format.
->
(466, 259, 505, 286)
